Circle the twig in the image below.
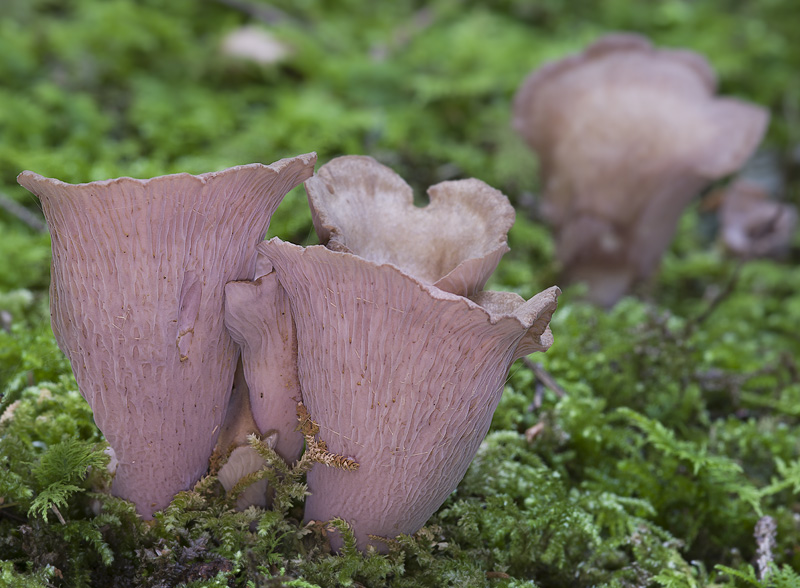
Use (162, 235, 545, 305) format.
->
(522, 357, 566, 398)
(754, 515, 777, 580)
(51, 504, 67, 525)
(524, 422, 546, 443)
(684, 261, 744, 334)
(0, 192, 47, 232)
(0, 504, 26, 523)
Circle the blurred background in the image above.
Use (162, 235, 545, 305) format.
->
(1, 0, 798, 296)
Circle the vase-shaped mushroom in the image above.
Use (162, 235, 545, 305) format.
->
(222, 154, 519, 483)
(513, 33, 769, 306)
(259, 239, 558, 551)
(231, 156, 559, 550)
(17, 153, 316, 518)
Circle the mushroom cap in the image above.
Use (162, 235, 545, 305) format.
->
(220, 25, 290, 65)
(513, 33, 768, 226)
(720, 179, 798, 258)
(259, 238, 558, 550)
(305, 155, 515, 297)
(512, 34, 769, 304)
(17, 154, 316, 518)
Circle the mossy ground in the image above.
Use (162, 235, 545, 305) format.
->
(2, 1, 800, 586)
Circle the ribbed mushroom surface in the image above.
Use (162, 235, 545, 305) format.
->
(259, 238, 558, 551)
(17, 153, 316, 518)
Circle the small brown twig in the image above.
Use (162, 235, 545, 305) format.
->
(754, 515, 777, 581)
(51, 504, 67, 525)
(0, 192, 47, 232)
(0, 504, 26, 523)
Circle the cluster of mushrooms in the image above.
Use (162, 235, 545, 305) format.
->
(512, 33, 791, 306)
(18, 153, 559, 551)
(17, 33, 787, 552)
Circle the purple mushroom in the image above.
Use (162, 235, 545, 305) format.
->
(229, 156, 560, 550)
(224, 258, 304, 466)
(513, 33, 769, 306)
(17, 153, 316, 518)
(719, 179, 797, 259)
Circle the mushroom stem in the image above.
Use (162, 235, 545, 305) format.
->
(224, 267, 305, 465)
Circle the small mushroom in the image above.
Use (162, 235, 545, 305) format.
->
(220, 25, 290, 65)
(17, 153, 316, 518)
(214, 358, 261, 461)
(217, 442, 274, 511)
(513, 33, 769, 306)
(213, 360, 278, 510)
(224, 261, 304, 466)
(719, 179, 797, 259)
(258, 238, 558, 551)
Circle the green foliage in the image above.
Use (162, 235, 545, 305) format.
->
(435, 431, 694, 586)
(0, 224, 50, 293)
(0, 560, 56, 588)
(28, 438, 108, 522)
(523, 271, 800, 570)
(715, 564, 800, 588)
(0, 310, 72, 412)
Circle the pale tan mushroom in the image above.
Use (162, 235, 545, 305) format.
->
(214, 359, 261, 459)
(216, 440, 275, 511)
(513, 33, 769, 306)
(213, 360, 282, 510)
(305, 155, 515, 297)
(220, 25, 290, 65)
(17, 154, 316, 518)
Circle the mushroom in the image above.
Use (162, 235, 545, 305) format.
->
(230, 156, 557, 550)
(305, 155, 515, 297)
(214, 358, 262, 463)
(211, 358, 273, 510)
(224, 258, 304, 466)
(719, 179, 797, 259)
(258, 238, 558, 551)
(220, 25, 290, 65)
(16, 153, 316, 518)
(512, 33, 769, 306)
